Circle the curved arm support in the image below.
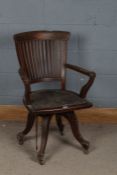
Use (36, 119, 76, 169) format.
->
(65, 64, 96, 98)
(19, 68, 31, 104)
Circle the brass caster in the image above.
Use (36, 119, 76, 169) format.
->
(17, 132, 24, 145)
(82, 140, 90, 154)
(60, 130, 64, 136)
(38, 154, 45, 165)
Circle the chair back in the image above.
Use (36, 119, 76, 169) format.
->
(14, 31, 70, 89)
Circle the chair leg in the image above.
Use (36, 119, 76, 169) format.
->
(56, 114, 64, 136)
(38, 115, 52, 165)
(17, 112, 35, 145)
(63, 111, 90, 153)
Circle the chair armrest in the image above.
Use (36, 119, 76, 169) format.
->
(18, 68, 31, 104)
(65, 64, 96, 98)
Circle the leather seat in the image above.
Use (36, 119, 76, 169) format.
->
(29, 89, 92, 112)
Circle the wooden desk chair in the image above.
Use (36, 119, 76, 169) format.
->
(14, 31, 96, 165)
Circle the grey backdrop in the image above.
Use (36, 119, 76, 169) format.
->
(0, 0, 117, 107)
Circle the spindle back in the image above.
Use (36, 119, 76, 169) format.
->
(14, 31, 70, 89)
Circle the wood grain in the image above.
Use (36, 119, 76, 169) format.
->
(0, 105, 117, 123)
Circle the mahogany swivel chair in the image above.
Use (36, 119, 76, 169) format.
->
(14, 31, 96, 165)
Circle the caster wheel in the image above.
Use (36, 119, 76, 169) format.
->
(61, 133, 64, 136)
(82, 141, 90, 154)
(60, 131, 64, 136)
(17, 132, 24, 145)
(38, 154, 45, 165)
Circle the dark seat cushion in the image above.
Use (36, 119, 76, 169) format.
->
(28, 89, 92, 113)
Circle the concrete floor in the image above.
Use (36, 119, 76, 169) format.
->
(0, 121, 117, 175)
